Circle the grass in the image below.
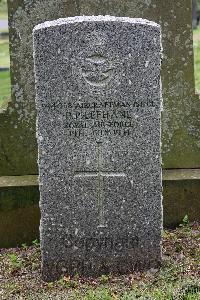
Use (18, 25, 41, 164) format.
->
(0, 0, 8, 20)
(0, 223, 199, 299)
(0, 38, 9, 67)
(193, 27, 200, 92)
(0, 37, 10, 108)
(0, 1, 10, 108)
(0, 70, 11, 108)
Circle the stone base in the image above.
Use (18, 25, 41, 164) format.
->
(0, 176, 40, 248)
(163, 169, 200, 227)
(0, 169, 200, 248)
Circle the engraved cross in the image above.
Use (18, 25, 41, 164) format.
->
(74, 142, 126, 228)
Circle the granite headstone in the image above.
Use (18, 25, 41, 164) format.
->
(33, 16, 163, 281)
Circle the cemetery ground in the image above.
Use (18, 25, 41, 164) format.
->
(0, 221, 199, 300)
(0, 6, 200, 300)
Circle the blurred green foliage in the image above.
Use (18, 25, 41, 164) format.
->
(0, 0, 7, 19)
(197, 0, 200, 14)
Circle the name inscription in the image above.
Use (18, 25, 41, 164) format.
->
(42, 99, 156, 138)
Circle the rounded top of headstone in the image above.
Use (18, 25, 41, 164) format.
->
(33, 15, 160, 32)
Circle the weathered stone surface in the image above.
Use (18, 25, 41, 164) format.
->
(33, 16, 162, 281)
(2, 0, 199, 177)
